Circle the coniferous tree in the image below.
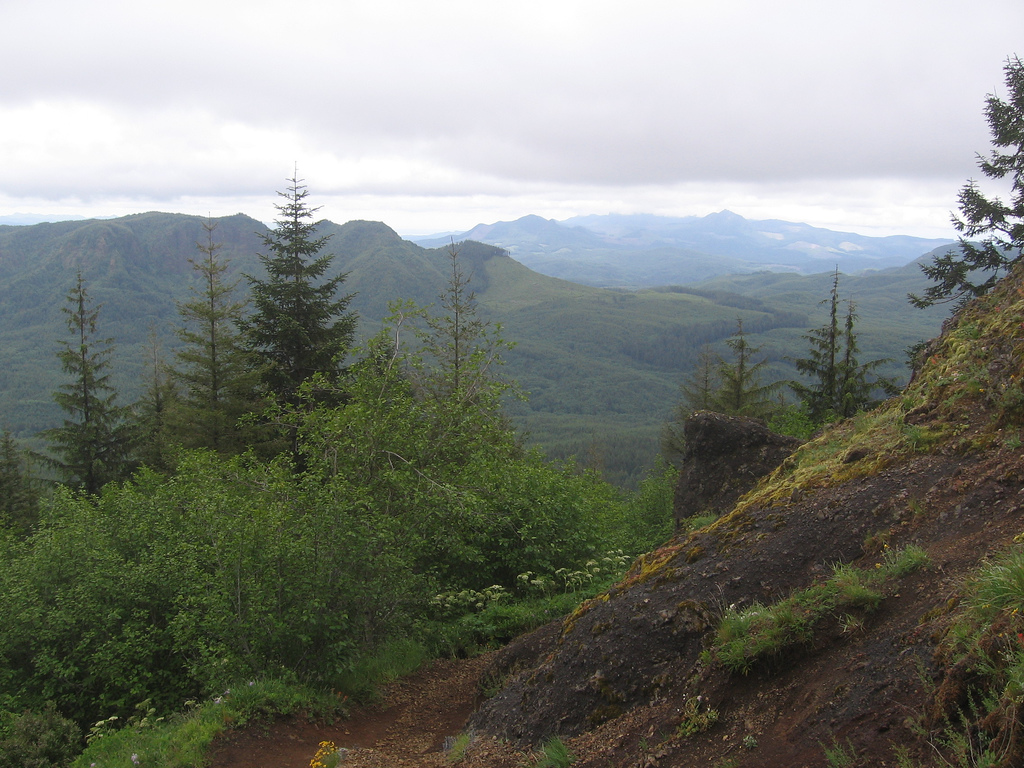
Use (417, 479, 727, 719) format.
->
(791, 272, 898, 423)
(133, 329, 178, 471)
(243, 174, 357, 405)
(679, 344, 720, 413)
(415, 243, 512, 407)
(713, 319, 779, 419)
(791, 270, 843, 421)
(661, 344, 719, 465)
(43, 272, 133, 494)
(834, 300, 900, 415)
(171, 220, 258, 453)
(410, 242, 518, 462)
(911, 55, 1024, 309)
(0, 430, 39, 534)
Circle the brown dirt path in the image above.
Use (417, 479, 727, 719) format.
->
(207, 654, 505, 768)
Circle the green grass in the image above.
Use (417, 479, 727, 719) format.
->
(969, 547, 1024, 615)
(72, 679, 348, 768)
(822, 737, 858, 767)
(334, 637, 431, 703)
(426, 588, 610, 659)
(530, 736, 576, 768)
(713, 546, 929, 673)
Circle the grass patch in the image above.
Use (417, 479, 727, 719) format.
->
(72, 679, 348, 768)
(924, 544, 1024, 765)
(335, 637, 430, 703)
(682, 513, 720, 532)
(530, 735, 576, 768)
(712, 546, 928, 673)
(446, 732, 472, 763)
(729, 405, 921, 516)
(822, 736, 858, 767)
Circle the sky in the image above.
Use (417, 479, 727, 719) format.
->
(2, 0, 1021, 239)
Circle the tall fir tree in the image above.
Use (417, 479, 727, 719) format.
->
(911, 56, 1024, 309)
(243, 174, 357, 406)
(791, 271, 898, 423)
(661, 344, 719, 465)
(43, 271, 133, 494)
(171, 219, 258, 453)
(415, 243, 513, 406)
(132, 329, 178, 471)
(712, 318, 779, 420)
(678, 344, 720, 413)
(790, 269, 843, 421)
(411, 242, 517, 461)
(833, 300, 899, 415)
(0, 430, 39, 535)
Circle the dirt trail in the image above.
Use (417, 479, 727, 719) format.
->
(207, 654, 498, 768)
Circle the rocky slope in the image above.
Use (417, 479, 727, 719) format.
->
(454, 264, 1024, 767)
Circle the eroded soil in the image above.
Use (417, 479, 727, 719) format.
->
(206, 654, 518, 768)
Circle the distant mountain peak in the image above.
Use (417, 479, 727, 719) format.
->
(412, 211, 955, 288)
(706, 209, 743, 220)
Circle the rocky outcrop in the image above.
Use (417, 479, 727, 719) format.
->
(673, 411, 799, 525)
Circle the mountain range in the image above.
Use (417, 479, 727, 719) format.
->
(413, 211, 954, 288)
(0, 211, 952, 485)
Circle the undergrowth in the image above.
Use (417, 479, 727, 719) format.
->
(530, 735, 576, 768)
(711, 545, 929, 673)
(71, 678, 349, 768)
(426, 562, 632, 658)
(919, 545, 1024, 768)
(65, 574, 611, 767)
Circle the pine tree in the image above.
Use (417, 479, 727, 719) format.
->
(243, 174, 357, 405)
(911, 56, 1024, 309)
(661, 344, 719, 465)
(713, 319, 779, 419)
(411, 242, 517, 460)
(791, 270, 843, 421)
(171, 219, 258, 453)
(132, 329, 178, 471)
(791, 272, 898, 422)
(43, 272, 133, 494)
(0, 430, 39, 534)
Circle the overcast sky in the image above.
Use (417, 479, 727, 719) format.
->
(2, 0, 1021, 238)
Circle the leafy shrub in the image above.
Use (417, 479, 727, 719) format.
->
(0, 703, 82, 768)
(676, 696, 719, 737)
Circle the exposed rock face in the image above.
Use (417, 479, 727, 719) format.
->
(673, 411, 800, 525)
(468, 453, 967, 749)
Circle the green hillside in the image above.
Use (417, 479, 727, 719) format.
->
(0, 213, 951, 486)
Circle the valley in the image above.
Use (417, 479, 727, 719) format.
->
(0, 211, 950, 486)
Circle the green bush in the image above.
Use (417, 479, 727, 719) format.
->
(0, 292, 662, 734)
(0, 703, 82, 768)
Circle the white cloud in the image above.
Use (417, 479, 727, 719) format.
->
(2, 0, 1021, 237)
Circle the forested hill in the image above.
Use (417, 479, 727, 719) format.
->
(413, 211, 955, 288)
(0, 212, 949, 485)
